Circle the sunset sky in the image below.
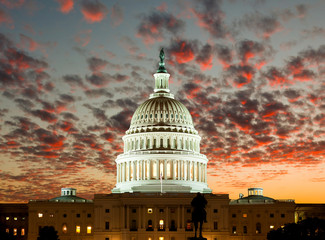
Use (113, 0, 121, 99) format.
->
(0, 0, 324, 203)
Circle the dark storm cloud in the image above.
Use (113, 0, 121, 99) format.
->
(31, 109, 57, 123)
(87, 56, 108, 72)
(84, 88, 114, 98)
(137, 11, 185, 45)
(63, 74, 85, 87)
(195, 44, 213, 70)
(215, 44, 233, 68)
(167, 39, 198, 64)
(84, 103, 107, 122)
(60, 112, 79, 121)
(86, 73, 129, 87)
(239, 11, 282, 39)
(192, 0, 228, 39)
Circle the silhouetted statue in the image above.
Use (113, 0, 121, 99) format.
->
(191, 192, 207, 239)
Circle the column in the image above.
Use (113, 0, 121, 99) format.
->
(177, 160, 180, 180)
(166, 206, 169, 229)
(148, 160, 151, 180)
(127, 161, 130, 181)
(122, 163, 125, 182)
(173, 160, 176, 180)
(198, 163, 201, 182)
(136, 161, 140, 180)
(205, 164, 208, 183)
(138, 205, 142, 229)
(156, 160, 159, 180)
(164, 160, 167, 180)
(126, 205, 130, 229)
(177, 205, 180, 229)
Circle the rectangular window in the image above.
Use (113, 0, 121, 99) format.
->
(105, 221, 110, 230)
(87, 226, 92, 234)
(13, 228, 17, 236)
(243, 226, 247, 234)
(76, 226, 80, 234)
(232, 226, 237, 234)
(14, 217, 17, 221)
(132, 209, 136, 213)
(76, 213, 80, 218)
(105, 238, 109, 240)
(6, 229, 9, 233)
(87, 213, 91, 218)
(186, 208, 191, 213)
(270, 225, 274, 229)
(232, 214, 236, 218)
(270, 213, 274, 218)
(281, 213, 285, 218)
(21, 228, 25, 236)
(105, 209, 110, 213)
(38, 213, 43, 218)
(243, 213, 247, 218)
(213, 209, 218, 213)
(214, 221, 218, 230)
(49, 214, 54, 218)
(6, 217, 9, 220)
(159, 209, 164, 213)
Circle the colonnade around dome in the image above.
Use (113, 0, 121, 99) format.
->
(116, 158, 208, 184)
(123, 132, 201, 153)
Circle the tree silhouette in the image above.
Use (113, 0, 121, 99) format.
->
(267, 218, 325, 240)
(37, 226, 60, 240)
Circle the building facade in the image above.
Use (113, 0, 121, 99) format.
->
(1, 50, 323, 240)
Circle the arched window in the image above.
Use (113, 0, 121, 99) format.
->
(256, 222, 261, 234)
(159, 219, 164, 230)
(62, 224, 67, 233)
(147, 220, 153, 231)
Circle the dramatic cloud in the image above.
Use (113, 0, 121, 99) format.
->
(57, 0, 74, 14)
(137, 11, 185, 45)
(80, 0, 108, 23)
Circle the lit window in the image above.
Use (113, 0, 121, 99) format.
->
(62, 224, 67, 233)
(50, 214, 54, 218)
(243, 213, 247, 218)
(14, 217, 17, 221)
(21, 228, 25, 236)
(87, 226, 92, 234)
(148, 238, 152, 240)
(6, 228, 9, 233)
(148, 208, 153, 213)
(38, 213, 43, 218)
(232, 226, 237, 234)
(76, 225, 80, 234)
(6, 217, 9, 220)
(159, 237, 164, 240)
(270, 225, 274, 229)
(13, 228, 17, 236)
(281, 225, 284, 228)
(159, 219, 164, 230)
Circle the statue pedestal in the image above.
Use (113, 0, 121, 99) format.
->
(190, 237, 207, 240)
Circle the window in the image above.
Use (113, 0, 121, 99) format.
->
(105, 238, 109, 240)
(14, 217, 17, 220)
(87, 226, 92, 234)
(76, 213, 80, 218)
(281, 213, 285, 218)
(76, 225, 80, 234)
(159, 209, 164, 213)
(270, 213, 274, 218)
(256, 214, 260, 218)
(132, 209, 136, 213)
(62, 224, 67, 233)
(87, 213, 92, 218)
(243, 213, 247, 218)
(147, 220, 153, 231)
(214, 221, 218, 230)
(232, 214, 236, 218)
(170, 208, 175, 213)
(147, 208, 153, 213)
(6, 217, 9, 220)
(256, 223, 261, 234)
(232, 226, 237, 234)
(159, 237, 164, 240)
(13, 228, 17, 236)
(159, 219, 164, 230)
(186, 220, 192, 230)
(170, 220, 176, 231)
(270, 225, 274, 229)
(6, 228, 9, 233)
(38, 213, 43, 218)
(243, 226, 247, 234)
(105, 221, 110, 230)
(50, 214, 54, 218)
(105, 209, 110, 213)
(131, 220, 137, 230)
(213, 209, 218, 213)
(186, 208, 191, 213)
(63, 214, 67, 218)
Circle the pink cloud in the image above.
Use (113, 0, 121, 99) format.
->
(80, 0, 108, 23)
(57, 0, 74, 14)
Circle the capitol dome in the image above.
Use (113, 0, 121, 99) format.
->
(112, 49, 211, 194)
(128, 96, 197, 134)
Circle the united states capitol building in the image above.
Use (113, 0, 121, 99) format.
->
(1, 50, 324, 240)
